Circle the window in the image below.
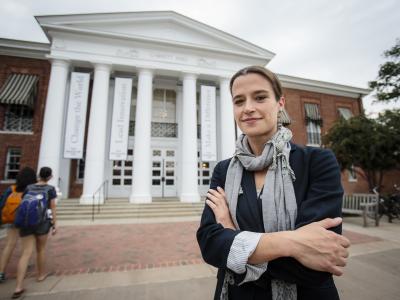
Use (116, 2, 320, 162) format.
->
(338, 107, 353, 120)
(152, 89, 176, 123)
(4, 105, 33, 132)
(0, 73, 38, 132)
(306, 121, 322, 146)
(111, 148, 134, 186)
(4, 148, 21, 180)
(304, 103, 322, 146)
(348, 165, 357, 182)
(76, 157, 85, 182)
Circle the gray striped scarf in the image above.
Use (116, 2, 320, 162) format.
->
(221, 127, 298, 300)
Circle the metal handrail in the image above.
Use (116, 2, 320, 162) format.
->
(92, 180, 108, 222)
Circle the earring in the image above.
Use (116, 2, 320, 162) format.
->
(277, 109, 283, 130)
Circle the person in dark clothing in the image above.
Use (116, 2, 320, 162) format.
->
(197, 66, 350, 300)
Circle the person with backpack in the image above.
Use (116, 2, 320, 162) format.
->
(0, 167, 37, 284)
(12, 166, 57, 299)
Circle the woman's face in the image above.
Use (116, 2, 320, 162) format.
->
(231, 73, 285, 140)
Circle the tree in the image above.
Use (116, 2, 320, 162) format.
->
(369, 39, 400, 103)
(323, 111, 400, 191)
(377, 109, 400, 170)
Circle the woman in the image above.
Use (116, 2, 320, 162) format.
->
(12, 166, 57, 299)
(197, 66, 350, 300)
(0, 167, 37, 283)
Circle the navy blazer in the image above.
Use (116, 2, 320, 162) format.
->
(197, 143, 344, 300)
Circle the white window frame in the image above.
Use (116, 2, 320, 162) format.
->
(306, 121, 322, 147)
(4, 148, 21, 180)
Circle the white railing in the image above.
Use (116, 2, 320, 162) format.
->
(92, 180, 108, 222)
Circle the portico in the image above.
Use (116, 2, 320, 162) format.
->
(35, 11, 274, 203)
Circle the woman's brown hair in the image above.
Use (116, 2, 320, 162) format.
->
(229, 66, 283, 101)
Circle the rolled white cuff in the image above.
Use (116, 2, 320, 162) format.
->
(226, 231, 268, 284)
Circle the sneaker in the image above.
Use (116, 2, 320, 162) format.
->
(0, 272, 5, 283)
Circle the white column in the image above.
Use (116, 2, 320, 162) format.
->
(176, 86, 183, 196)
(130, 69, 153, 203)
(38, 59, 70, 188)
(180, 73, 200, 202)
(80, 64, 111, 204)
(219, 78, 236, 160)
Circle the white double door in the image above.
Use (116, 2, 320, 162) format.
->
(151, 148, 177, 197)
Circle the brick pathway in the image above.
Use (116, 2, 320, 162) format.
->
(0, 222, 381, 279)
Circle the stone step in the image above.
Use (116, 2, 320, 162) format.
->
(57, 210, 202, 220)
(58, 202, 205, 207)
(56, 198, 206, 220)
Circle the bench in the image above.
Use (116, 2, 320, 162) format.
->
(342, 193, 379, 227)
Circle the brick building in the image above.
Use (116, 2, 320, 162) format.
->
(0, 11, 379, 202)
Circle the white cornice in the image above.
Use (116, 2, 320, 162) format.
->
(278, 73, 371, 98)
(0, 38, 50, 60)
(40, 23, 271, 62)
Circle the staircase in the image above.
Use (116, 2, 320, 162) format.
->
(56, 198, 206, 221)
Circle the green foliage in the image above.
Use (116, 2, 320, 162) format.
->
(369, 39, 400, 103)
(323, 110, 400, 190)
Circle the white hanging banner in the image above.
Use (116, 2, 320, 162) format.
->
(63, 72, 90, 159)
(200, 85, 217, 161)
(109, 77, 133, 160)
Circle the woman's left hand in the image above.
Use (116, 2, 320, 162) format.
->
(206, 187, 236, 230)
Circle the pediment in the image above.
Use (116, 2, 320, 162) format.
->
(36, 11, 274, 59)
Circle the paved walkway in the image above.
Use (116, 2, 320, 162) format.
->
(0, 216, 399, 299)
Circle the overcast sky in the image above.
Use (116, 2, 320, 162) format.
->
(1, 0, 399, 115)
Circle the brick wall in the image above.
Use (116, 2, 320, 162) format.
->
(0, 55, 397, 197)
(0, 55, 50, 193)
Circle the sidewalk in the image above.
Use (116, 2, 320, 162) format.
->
(0, 216, 399, 299)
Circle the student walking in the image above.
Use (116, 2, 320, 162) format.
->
(12, 166, 58, 299)
(0, 167, 37, 283)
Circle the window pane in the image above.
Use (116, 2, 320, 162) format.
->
(124, 179, 132, 185)
(152, 170, 161, 176)
(152, 179, 161, 185)
(166, 161, 174, 168)
(5, 148, 21, 180)
(166, 170, 174, 176)
(112, 179, 121, 185)
(166, 179, 174, 185)
(124, 170, 132, 176)
(202, 162, 209, 168)
(4, 105, 33, 132)
(153, 161, 161, 168)
(113, 169, 121, 176)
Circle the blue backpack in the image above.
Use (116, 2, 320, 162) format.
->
(14, 184, 51, 229)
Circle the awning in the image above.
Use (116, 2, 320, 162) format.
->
(0, 74, 38, 108)
(338, 107, 353, 120)
(281, 108, 291, 126)
(304, 103, 322, 124)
